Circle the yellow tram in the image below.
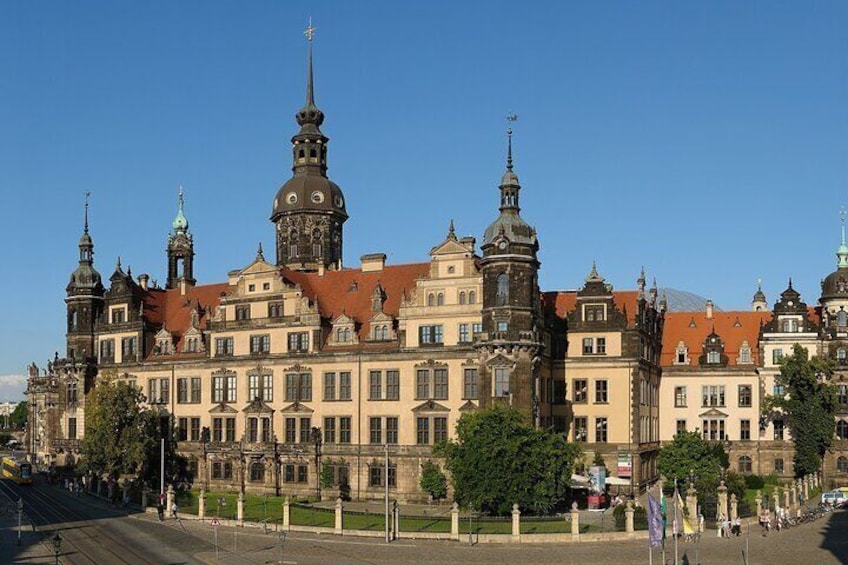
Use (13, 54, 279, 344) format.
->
(1, 457, 33, 485)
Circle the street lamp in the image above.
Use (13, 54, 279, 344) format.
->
(51, 531, 62, 565)
(310, 427, 322, 501)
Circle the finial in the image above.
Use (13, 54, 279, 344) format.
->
(448, 219, 456, 239)
(838, 208, 848, 268)
(304, 17, 317, 42)
(178, 185, 184, 213)
(116, 256, 122, 269)
(758, 277, 763, 291)
(257, 242, 265, 260)
(506, 114, 518, 171)
(788, 277, 793, 289)
(304, 18, 317, 106)
(83, 191, 91, 234)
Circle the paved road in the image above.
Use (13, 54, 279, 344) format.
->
(3, 477, 848, 564)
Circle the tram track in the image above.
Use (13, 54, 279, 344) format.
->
(0, 477, 169, 564)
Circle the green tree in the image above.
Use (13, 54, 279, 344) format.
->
(765, 344, 837, 477)
(78, 373, 188, 489)
(10, 401, 27, 429)
(658, 430, 725, 487)
(419, 461, 448, 501)
(436, 406, 581, 516)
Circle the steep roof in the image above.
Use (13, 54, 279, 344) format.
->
(541, 290, 643, 325)
(661, 311, 771, 368)
(142, 283, 230, 355)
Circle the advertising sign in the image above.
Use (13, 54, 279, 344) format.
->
(617, 453, 632, 478)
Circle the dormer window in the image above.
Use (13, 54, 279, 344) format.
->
(583, 304, 605, 322)
(783, 319, 798, 332)
(707, 351, 720, 364)
(336, 327, 352, 343)
(111, 308, 126, 324)
(739, 342, 752, 364)
(674, 342, 689, 365)
(373, 325, 390, 341)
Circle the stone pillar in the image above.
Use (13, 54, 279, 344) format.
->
(686, 484, 698, 523)
(96, 479, 103, 497)
(283, 497, 291, 531)
(166, 484, 175, 516)
(237, 491, 245, 527)
(334, 498, 343, 535)
(773, 488, 781, 514)
(141, 487, 151, 509)
(511, 504, 521, 540)
(783, 486, 790, 511)
(122, 483, 130, 506)
(730, 493, 738, 521)
(198, 489, 206, 520)
(717, 481, 728, 521)
(570, 502, 580, 538)
(625, 500, 635, 534)
(755, 490, 762, 517)
(108, 480, 115, 501)
(392, 500, 400, 540)
(450, 502, 459, 541)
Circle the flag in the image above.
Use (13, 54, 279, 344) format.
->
(675, 490, 695, 535)
(648, 492, 663, 547)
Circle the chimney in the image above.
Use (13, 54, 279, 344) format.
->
(317, 262, 325, 277)
(138, 274, 149, 291)
(361, 253, 386, 273)
(705, 300, 714, 320)
(180, 278, 187, 296)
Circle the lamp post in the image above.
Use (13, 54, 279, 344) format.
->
(468, 503, 474, 546)
(311, 427, 323, 501)
(384, 443, 390, 544)
(51, 531, 62, 565)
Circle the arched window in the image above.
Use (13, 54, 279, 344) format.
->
(838, 457, 848, 474)
(249, 461, 265, 482)
(437, 293, 444, 306)
(838, 310, 848, 327)
(707, 351, 720, 364)
(468, 291, 476, 304)
(289, 230, 298, 258)
(298, 149, 305, 161)
(783, 319, 798, 333)
(838, 420, 848, 440)
(496, 274, 509, 306)
(459, 292, 466, 305)
(309, 148, 317, 160)
(312, 229, 322, 258)
(427, 294, 435, 307)
(738, 455, 752, 474)
(839, 348, 847, 362)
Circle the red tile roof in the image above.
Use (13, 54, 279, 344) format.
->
(661, 311, 771, 368)
(142, 283, 230, 355)
(542, 290, 643, 325)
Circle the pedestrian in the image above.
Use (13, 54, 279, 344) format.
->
(171, 501, 178, 519)
(157, 501, 165, 521)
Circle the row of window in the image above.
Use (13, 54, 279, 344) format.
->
(184, 414, 449, 446)
(673, 385, 754, 409)
(572, 416, 608, 443)
(99, 337, 137, 361)
(674, 418, 784, 441)
(572, 379, 609, 404)
(426, 290, 478, 306)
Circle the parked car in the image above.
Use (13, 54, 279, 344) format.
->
(821, 490, 847, 507)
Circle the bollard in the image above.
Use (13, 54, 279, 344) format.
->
(237, 491, 245, 527)
(571, 501, 580, 538)
(334, 497, 343, 535)
(450, 502, 459, 541)
(755, 490, 762, 518)
(199, 489, 206, 520)
(283, 497, 291, 531)
(392, 500, 399, 540)
(166, 485, 175, 517)
(511, 504, 521, 540)
(783, 486, 790, 512)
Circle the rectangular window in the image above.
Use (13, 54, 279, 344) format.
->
(738, 385, 752, 408)
(386, 370, 400, 400)
(299, 417, 311, 444)
(247, 417, 258, 443)
(433, 368, 448, 400)
(249, 334, 270, 354)
(369, 370, 382, 400)
(213, 418, 223, 442)
(121, 337, 137, 359)
(552, 379, 566, 404)
(178, 417, 188, 441)
(147, 378, 169, 404)
(774, 419, 784, 440)
(286, 373, 312, 401)
(701, 385, 726, 407)
(261, 417, 271, 443)
(190, 417, 200, 441)
(839, 384, 848, 405)
(674, 386, 687, 407)
(99, 339, 115, 362)
(190, 377, 201, 403)
(740, 419, 751, 440)
(594, 380, 608, 403)
(774, 458, 784, 473)
(701, 419, 726, 441)
(111, 308, 125, 324)
(68, 417, 77, 440)
(339, 372, 352, 400)
(324, 417, 336, 444)
(676, 419, 687, 435)
(370, 417, 382, 445)
(494, 367, 510, 397)
(225, 418, 236, 442)
(297, 465, 308, 483)
(416, 417, 430, 445)
(773, 384, 785, 396)
(595, 417, 608, 443)
(339, 417, 352, 444)
(285, 417, 296, 444)
(369, 466, 383, 488)
(284, 464, 295, 483)
(596, 337, 606, 354)
(177, 378, 188, 403)
(458, 323, 470, 343)
(268, 302, 284, 318)
(772, 349, 783, 364)
(463, 368, 478, 399)
(419, 325, 444, 345)
(235, 305, 250, 321)
(573, 416, 587, 442)
(324, 372, 336, 401)
(287, 332, 309, 352)
(472, 323, 483, 335)
(416, 370, 429, 400)
(582, 338, 594, 354)
(386, 417, 399, 445)
(434, 417, 448, 443)
(574, 379, 588, 403)
(215, 337, 233, 357)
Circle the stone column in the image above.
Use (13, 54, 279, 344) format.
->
(686, 484, 698, 524)
(450, 503, 459, 541)
(783, 486, 790, 511)
(283, 497, 291, 531)
(237, 491, 245, 527)
(773, 488, 781, 515)
(625, 500, 635, 534)
(717, 481, 728, 521)
(198, 489, 206, 520)
(570, 502, 580, 538)
(730, 493, 738, 521)
(334, 498, 343, 535)
(511, 504, 521, 540)
(392, 500, 400, 540)
(755, 490, 762, 517)
(166, 484, 175, 516)
(141, 487, 151, 509)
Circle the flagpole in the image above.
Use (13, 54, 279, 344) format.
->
(674, 483, 679, 565)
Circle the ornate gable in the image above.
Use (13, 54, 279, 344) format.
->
(412, 399, 450, 413)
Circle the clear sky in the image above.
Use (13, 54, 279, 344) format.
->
(1, 2, 846, 401)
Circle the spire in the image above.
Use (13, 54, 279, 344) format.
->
(296, 18, 325, 132)
(77, 192, 94, 265)
(506, 124, 514, 172)
(585, 261, 604, 283)
(83, 191, 90, 235)
(447, 219, 457, 241)
(837, 208, 848, 268)
(172, 186, 189, 233)
(256, 242, 265, 261)
(498, 115, 521, 212)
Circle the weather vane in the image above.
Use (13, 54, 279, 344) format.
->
(506, 113, 518, 134)
(304, 18, 317, 43)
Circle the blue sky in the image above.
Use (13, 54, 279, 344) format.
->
(1, 2, 846, 400)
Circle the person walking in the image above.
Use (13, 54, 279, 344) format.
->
(171, 501, 178, 519)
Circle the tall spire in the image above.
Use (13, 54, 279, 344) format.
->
(305, 18, 316, 108)
(837, 207, 848, 268)
(172, 185, 189, 233)
(296, 18, 325, 132)
(83, 191, 90, 235)
(78, 192, 94, 265)
(498, 115, 521, 212)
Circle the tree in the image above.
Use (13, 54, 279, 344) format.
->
(657, 430, 725, 488)
(436, 406, 581, 516)
(10, 401, 27, 429)
(78, 373, 188, 489)
(765, 344, 837, 477)
(419, 461, 448, 502)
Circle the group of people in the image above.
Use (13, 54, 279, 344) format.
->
(62, 477, 83, 496)
(717, 514, 742, 537)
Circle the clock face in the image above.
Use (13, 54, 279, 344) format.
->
(498, 240, 508, 250)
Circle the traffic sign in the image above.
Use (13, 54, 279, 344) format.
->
(210, 518, 220, 527)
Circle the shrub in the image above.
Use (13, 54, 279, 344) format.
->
(744, 475, 765, 490)
(613, 502, 648, 531)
